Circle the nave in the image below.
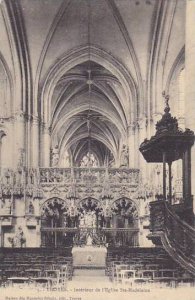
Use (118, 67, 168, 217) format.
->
(0, 1, 195, 298)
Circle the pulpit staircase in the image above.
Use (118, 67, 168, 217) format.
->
(148, 200, 195, 276)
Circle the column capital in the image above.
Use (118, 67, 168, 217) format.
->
(128, 119, 143, 132)
(32, 115, 40, 125)
(127, 122, 136, 134)
(137, 117, 148, 130)
(13, 112, 41, 124)
(41, 122, 51, 135)
(14, 111, 26, 122)
(0, 117, 14, 124)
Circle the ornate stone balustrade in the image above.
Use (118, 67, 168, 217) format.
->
(0, 167, 140, 202)
(39, 167, 140, 186)
(0, 167, 140, 187)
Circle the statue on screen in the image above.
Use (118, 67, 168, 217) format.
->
(85, 210, 96, 228)
(51, 145, 59, 167)
(120, 145, 129, 167)
(79, 210, 96, 228)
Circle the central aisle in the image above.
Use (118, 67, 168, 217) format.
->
(71, 268, 110, 282)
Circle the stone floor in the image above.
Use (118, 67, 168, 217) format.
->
(72, 268, 108, 281)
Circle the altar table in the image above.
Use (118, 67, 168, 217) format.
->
(72, 245, 107, 268)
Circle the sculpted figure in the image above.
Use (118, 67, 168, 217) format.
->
(51, 145, 59, 167)
(120, 145, 129, 167)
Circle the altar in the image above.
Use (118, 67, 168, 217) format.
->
(72, 245, 107, 268)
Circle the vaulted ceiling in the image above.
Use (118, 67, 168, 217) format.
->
(0, 0, 186, 166)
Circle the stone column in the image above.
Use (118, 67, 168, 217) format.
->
(128, 123, 136, 168)
(149, 113, 163, 193)
(185, 0, 195, 205)
(41, 123, 51, 167)
(178, 69, 185, 130)
(13, 112, 26, 168)
(36, 220, 41, 247)
(138, 117, 148, 182)
(31, 116, 40, 167)
(133, 123, 139, 169)
(0, 131, 5, 172)
(0, 220, 2, 247)
(0, 139, 1, 174)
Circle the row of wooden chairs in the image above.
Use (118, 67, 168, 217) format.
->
(106, 258, 178, 278)
(106, 259, 194, 287)
(1, 262, 73, 290)
(106, 248, 195, 287)
(0, 249, 73, 290)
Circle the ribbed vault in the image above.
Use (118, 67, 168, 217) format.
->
(48, 57, 134, 166)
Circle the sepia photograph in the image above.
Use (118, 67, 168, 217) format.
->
(0, 0, 195, 299)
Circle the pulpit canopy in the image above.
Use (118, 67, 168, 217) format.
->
(139, 96, 195, 163)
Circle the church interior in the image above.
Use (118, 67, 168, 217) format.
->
(0, 0, 195, 292)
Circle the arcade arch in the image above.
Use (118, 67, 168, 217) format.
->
(40, 197, 139, 247)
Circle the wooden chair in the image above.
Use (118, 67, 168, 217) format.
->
(120, 270, 136, 285)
